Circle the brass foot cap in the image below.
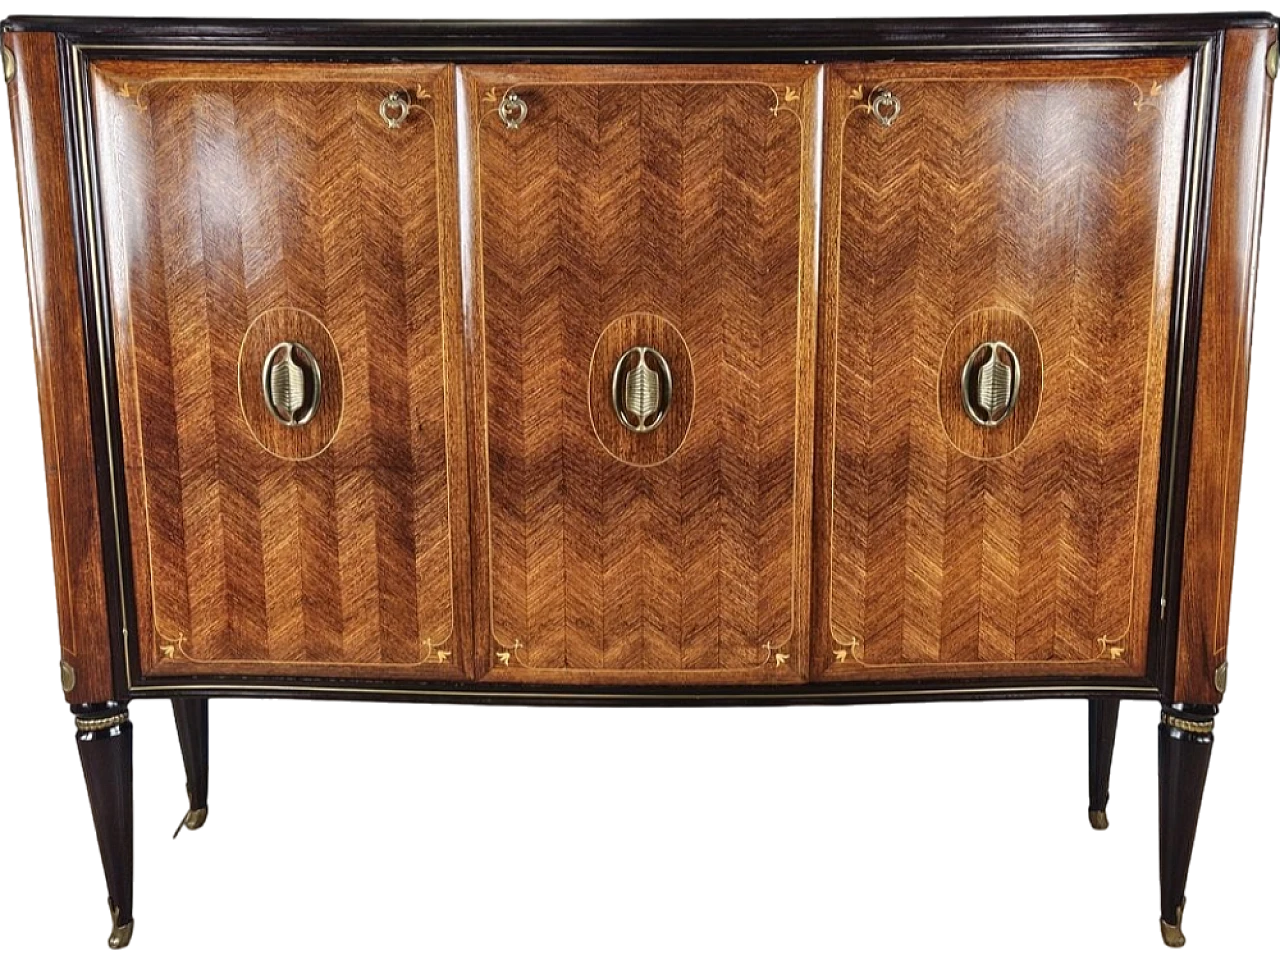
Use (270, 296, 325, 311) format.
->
(181, 803, 208, 834)
(108, 906, 134, 950)
(1089, 809, 1109, 831)
(1160, 918, 1185, 948)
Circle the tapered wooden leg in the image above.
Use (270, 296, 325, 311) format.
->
(1088, 698, 1120, 829)
(74, 703, 134, 950)
(1157, 704, 1217, 948)
(171, 698, 209, 836)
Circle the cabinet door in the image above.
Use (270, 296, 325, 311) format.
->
(815, 59, 1190, 680)
(92, 62, 470, 680)
(463, 65, 819, 683)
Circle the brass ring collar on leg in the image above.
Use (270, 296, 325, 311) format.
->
(75, 711, 130, 733)
(1160, 713, 1215, 736)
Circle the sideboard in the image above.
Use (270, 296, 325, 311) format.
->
(3, 13, 1274, 950)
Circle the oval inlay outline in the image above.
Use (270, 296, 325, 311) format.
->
(937, 307, 1044, 460)
(237, 307, 345, 461)
(588, 313, 695, 468)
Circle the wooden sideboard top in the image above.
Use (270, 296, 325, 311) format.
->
(3, 14, 1277, 47)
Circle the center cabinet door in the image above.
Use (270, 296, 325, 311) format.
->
(92, 62, 470, 681)
(462, 66, 820, 683)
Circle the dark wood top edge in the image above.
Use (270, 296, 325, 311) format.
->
(2, 15, 1276, 46)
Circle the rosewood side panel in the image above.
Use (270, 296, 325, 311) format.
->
(462, 65, 820, 684)
(1174, 26, 1277, 704)
(89, 61, 471, 680)
(5, 32, 114, 703)
(814, 58, 1191, 682)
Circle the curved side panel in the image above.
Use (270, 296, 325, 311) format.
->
(5, 31, 114, 703)
(1176, 26, 1277, 704)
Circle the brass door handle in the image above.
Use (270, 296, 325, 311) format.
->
(262, 341, 322, 427)
(498, 92, 528, 129)
(870, 90, 901, 126)
(611, 346, 672, 433)
(380, 91, 410, 129)
(961, 340, 1020, 428)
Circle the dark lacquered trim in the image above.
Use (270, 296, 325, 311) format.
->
(0, 16, 1265, 67)
(57, 37, 138, 700)
(1148, 35, 1225, 700)
(43, 23, 1237, 707)
(121, 676, 1161, 707)
(3, 15, 1277, 43)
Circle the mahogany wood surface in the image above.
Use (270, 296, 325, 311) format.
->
(5, 33, 114, 703)
(814, 58, 1190, 681)
(1174, 27, 1276, 704)
(89, 60, 472, 680)
(2, 19, 1274, 702)
(462, 65, 819, 684)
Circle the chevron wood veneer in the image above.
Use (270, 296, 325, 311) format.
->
(6, 16, 1278, 952)
(815, 59, 1191, 680)
(463, 65, 819, 683)
(90, 61, 471, 679)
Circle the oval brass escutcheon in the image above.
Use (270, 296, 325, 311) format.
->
(938, 308, 1042, 460)
(262, 341, 323, 427)
(588, 314, 694, 467)
(238, 308, 344, 461)
(961, 340, 1021, 428)
(612, 346, 672, 433)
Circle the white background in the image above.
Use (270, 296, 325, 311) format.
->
(1, 1, 1276, 957)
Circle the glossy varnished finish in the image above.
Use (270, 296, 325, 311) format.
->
(1174, 27, 1276, 705)
(88, 60, 471, 680)
(5, 33, 114, 703)
(462, 65, 819, 684)
(3, 15, 1278, 954)
(814, 58, 1190, 681)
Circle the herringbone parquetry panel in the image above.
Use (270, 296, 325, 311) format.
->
(91, 62, 470, 679)
(464, 66, 818, 683)
(815, 59, 1191, 679)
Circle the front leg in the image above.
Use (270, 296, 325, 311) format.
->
(1157, 704, 1216, 948)
(171, 698, 209, 835)
(73, 703, 134, 949)
(1088, 698, 1120, 829)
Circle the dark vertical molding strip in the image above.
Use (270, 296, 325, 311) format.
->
(1148, 34, 1225, 699)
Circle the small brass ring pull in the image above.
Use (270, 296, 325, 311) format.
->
(961, 340, 1021, 428)
(498, 92, 528, 130)
(870, 90, 901, 127)
(380, 91, 411, 129)
(612, 346, 672, 434)
(262, 341, 322, 427)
